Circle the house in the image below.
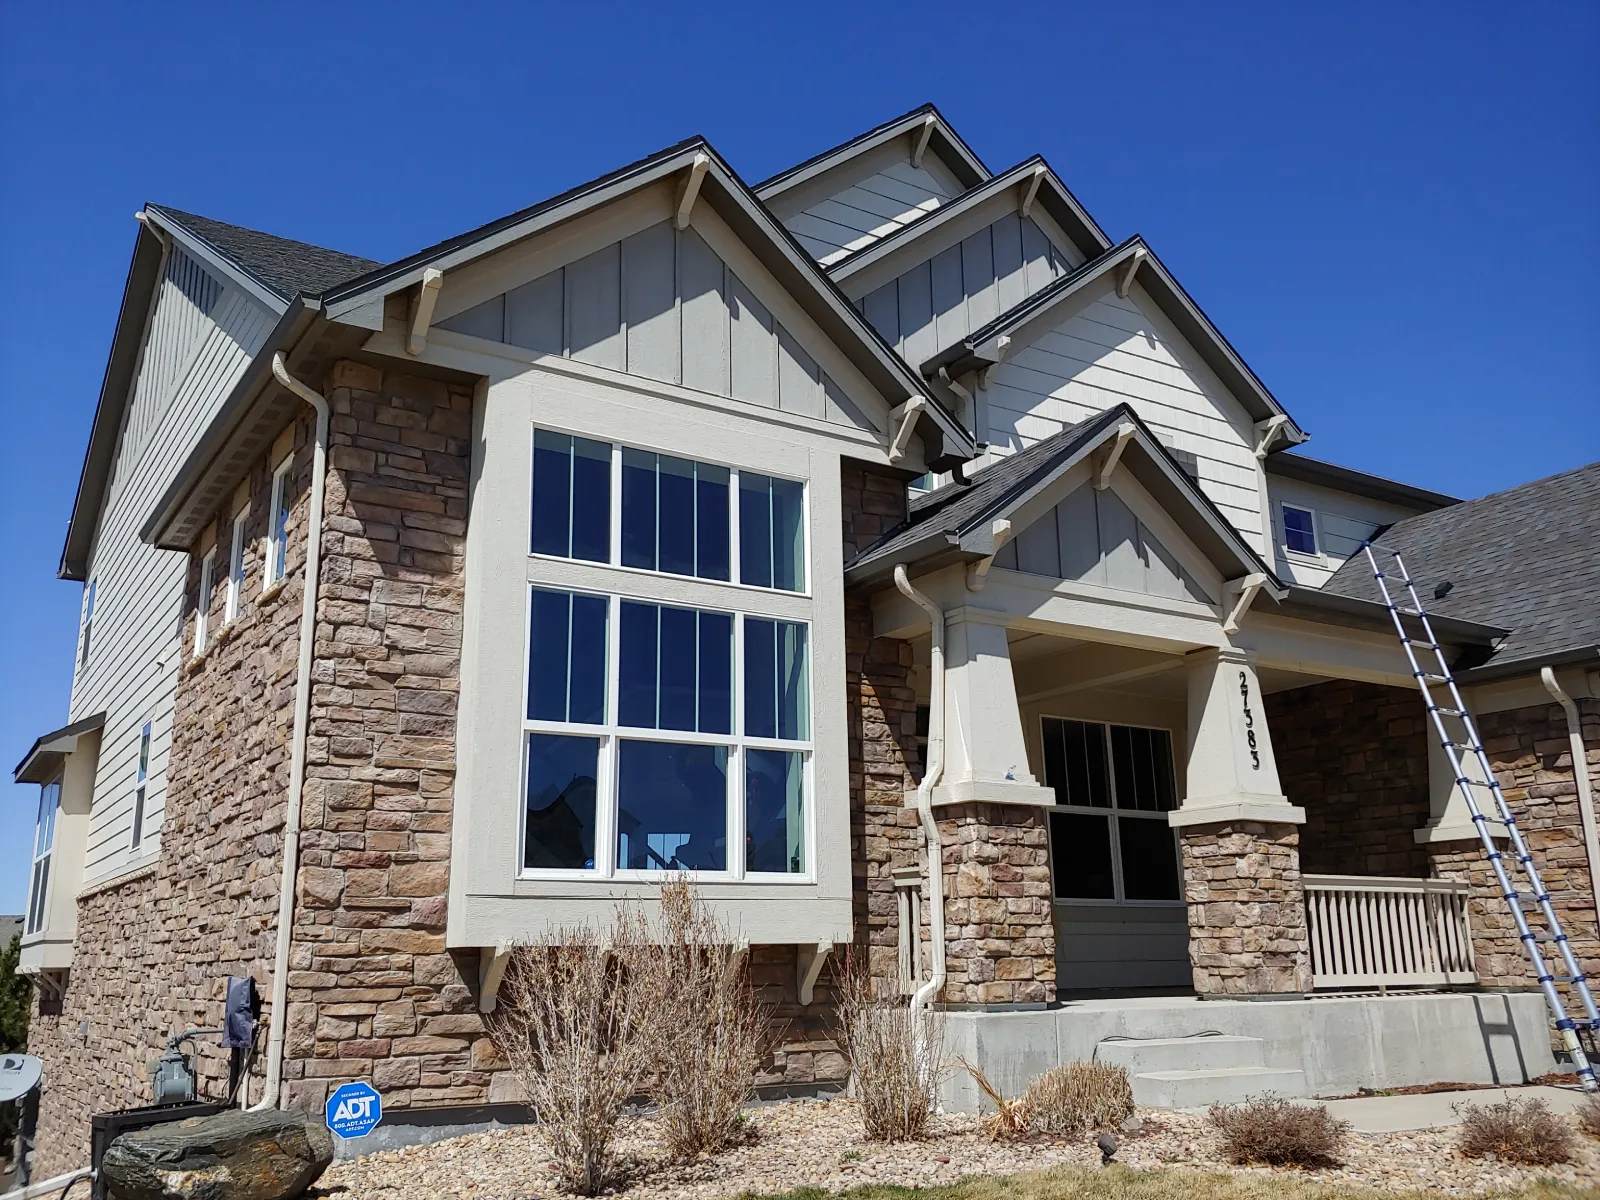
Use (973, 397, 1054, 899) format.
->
(13, 103, 1598, 1173)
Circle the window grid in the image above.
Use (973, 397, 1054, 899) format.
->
(265, 457, 292, 588)
(520, 585, 812, 883)
(195, 549, 216, 654)
(226, 511, 248, 623)
(1040, 716, 1182, 906)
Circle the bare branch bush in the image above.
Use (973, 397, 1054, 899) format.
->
(487, 913, 654, 1195)
(636, 879, 771, 1159)
(1457, 1096, 1576, 1166)
(960, 1059, 1133, 1140)
(1208, 1094, 1349, 1168)
(833, 950, 945, 1141)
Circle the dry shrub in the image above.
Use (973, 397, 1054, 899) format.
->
(1208, 1095, 1349, 1168)
(1457, 1097, 1575, 1166)
(487, 913, 654, 1195)
(1580, 1092, 1600, 1140)
(960, 1059, 1031, 1141)
(637, 879, 770, 1159)
(834, 950, 945, 1141)
(1022, 1061, 1135, 1135)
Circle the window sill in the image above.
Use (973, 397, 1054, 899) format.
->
(259, 577, 291, 608)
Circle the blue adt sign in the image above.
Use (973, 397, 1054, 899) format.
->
(325, 1081, 382, 1140)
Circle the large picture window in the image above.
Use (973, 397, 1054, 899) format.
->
(1042, 717, 1180, 903)
(521, 585, 811, 879)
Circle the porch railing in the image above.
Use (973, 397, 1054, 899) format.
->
(1303, 874, 1477, 990)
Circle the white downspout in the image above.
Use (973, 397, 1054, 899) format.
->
(249, 353, 330, 1111)
(894, 566, 946, 1020)
(1541, 667, 1600, 929)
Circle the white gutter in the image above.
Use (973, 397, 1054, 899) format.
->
(893, 566, 947, 1021)
(1, 1167, 93, 1200)
(250, 353, 331, 1111)
(1541, 667, 1600, 928)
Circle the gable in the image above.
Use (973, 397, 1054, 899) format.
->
(857, 211, 1073, 370)
(437, 214, 881, 434)
(996, 479, 1217, 605)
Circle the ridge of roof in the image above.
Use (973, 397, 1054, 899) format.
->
(147, 204, 381, 301)
(753, 102, 990, 196)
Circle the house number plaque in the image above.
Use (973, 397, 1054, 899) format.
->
(1238, 670, 1260, 770)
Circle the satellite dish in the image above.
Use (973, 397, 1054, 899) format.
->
(0, 1054, 43, 1103)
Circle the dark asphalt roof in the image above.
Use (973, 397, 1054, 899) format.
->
(1321, 460, 1600, 674)
(150, 205, 382, 300)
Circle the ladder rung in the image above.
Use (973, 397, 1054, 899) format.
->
(1441, 740, 1481, 751)
(1397, 606, 1426, 617)
(1415, 671, 1451, 685)
(1404, 638, 1442, 650)
(1429, 705, 1467, 718)
(1458, 777, 1498, 788)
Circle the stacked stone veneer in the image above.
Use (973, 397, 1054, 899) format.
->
(1180, 822, 1312, 996)
(1267, 680, 1431, 878)
(25, 414, 315, 1179)
(1426, 699, 1600, 997)
(939, 803, 1054, 1006)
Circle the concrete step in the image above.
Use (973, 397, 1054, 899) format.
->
(1096, 1034, 1265, 1075)
(1132, 1066, 1310, 1109)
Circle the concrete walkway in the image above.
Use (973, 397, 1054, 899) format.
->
(1317, 1084, 1590, 1133)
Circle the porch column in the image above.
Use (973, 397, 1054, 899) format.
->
(1171, 647, 1312, 997)
(923, 610, 1055, 1008)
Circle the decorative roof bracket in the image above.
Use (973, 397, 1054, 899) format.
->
(1020, 165, 1046, 218)
(966, 518, 1015, 591)
(406, 268, 445, 356)
(1094, 422, 1137, 490)
(674, 152, 711, 230)
(910, 114, 936, 168)
(1222, 572, 1269, 634)
(1252, 414, 1291, 459)
(1116, 247, 1149, 299)
(888, 396, 928, 464)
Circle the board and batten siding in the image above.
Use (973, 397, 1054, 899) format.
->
(69, 250, 278, 884)
(1267, 475, 1426, 587)
(857, 212, 1074, 370)
(439, 219, 879, 433)
(765, 143, 967, 267)
(976, 276, 1268, 553)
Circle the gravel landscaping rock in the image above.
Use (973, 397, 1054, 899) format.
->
(313, 1097, 1600, 1199)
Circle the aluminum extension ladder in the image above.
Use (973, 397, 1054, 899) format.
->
(1361, 542, 1600, 1092)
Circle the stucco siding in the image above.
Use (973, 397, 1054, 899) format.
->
(69, 253, 277, 883)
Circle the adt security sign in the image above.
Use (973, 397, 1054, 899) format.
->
(326, 1081, 383, 1140)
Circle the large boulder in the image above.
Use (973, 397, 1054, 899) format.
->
(100, 1108, 333, 1200)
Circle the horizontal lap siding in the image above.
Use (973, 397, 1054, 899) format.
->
(1055, 903, 1191, 990)
(858, 214, 1074, 366)
(438, 220, 875, 433)
(1267, 475, 1424, 587)
(71, 270, 276, 883)
(782, 160, 962, 265)
(979, 286, 1265, 550)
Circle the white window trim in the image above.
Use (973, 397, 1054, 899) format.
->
(1279, 501, 1322, 561)
(25, 776, 60, 937)
(531, 426, 813, 601)
(264, 456, 292, 589)
(195, 548, 216, 654)
(1040, 714, 1185, 909)
(225, 510, 248, 623)
(131, 720, 152, 850)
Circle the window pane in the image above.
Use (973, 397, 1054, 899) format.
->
(770, 476, 805, 591)
(658, 455, 696, 577)
(1044, 719, 1110, 808)
(531, 431, 573, 557)
(1151, 731, 1177, 811)
(658, 605, 697, 731)
(619, 600, 658, 727)
(622, 448, 658, 570)
(617, 740, 727, 871)
(1283, 507, 1317, 555)
(738, 473, 772, 588)
(746, 749, 804, 874)
(1110, 726, 1175, 813)
(696, 464, 730, 581)
(27, 860, 48, 933)
(568, 594, 607, 724)
(571, 437, 611, 562)
(528, 589, 572, 721)
(1118, 817, 1180, 900)
(744, 618, 809, 741)
(619, 602, 730, 733)
(524, 734, 599, 870)
(1050, 811, 1114, 899)
(698, 611, 733, 735)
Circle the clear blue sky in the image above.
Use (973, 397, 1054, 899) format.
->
(2, 1, 1596, 911)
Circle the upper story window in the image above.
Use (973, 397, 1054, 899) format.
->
(225, 510, 248, 623)
(194, 548, 216, 654)
(25, 778, 60, 936)
(79, 578, 97, 669)
(265, 457, 292, 588)
(531, 429, 807, 594)
(1042, 717, 1179, 904)
(1282, 504, 1319, 556)
(131, 721, 152, 850)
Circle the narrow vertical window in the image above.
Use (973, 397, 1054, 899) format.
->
(531, 430, 611, 561)
(265, 457, 292, 588)
(131, 721, 152, 850)
(194, 549, 216, 654)
(79, 578, 97, 669)
(738, 472, 806, 591)
(225, 511, 247, 623)
(26, 779, 59, 936)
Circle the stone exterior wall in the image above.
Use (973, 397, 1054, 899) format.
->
(1426, 698, 1600, 998)
(938, 803, 1054, 1006)
(1266, 680, 1430, 878)
(25, 413, 314, 1179)
(1179, 821, 1312, 996)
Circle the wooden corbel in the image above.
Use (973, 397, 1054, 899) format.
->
(478, 942, 513, 1013)
(887, 396, 928, 464)
(910, 114, 936, 168)
(1020, 165, 1046, 218)
(797, 941, 833, 1005)
(1094, 422, 1137, 490)
(966, 519, 1014, 591)
(1222, 573, 1269, 634)
(1116, 247, 1148, 299)
(675, 152, 711, 230)
(406, 268, 445, 356)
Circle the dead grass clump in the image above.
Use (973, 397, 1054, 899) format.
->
(834, 950, 945, 1142)
(1457, 1097, 1575, 1165)
(487, 914, 654, 1195)
(637, 879, 770, 1159)
(1578, 1092, 1600, 1141)
(1208, 1095, 1349, 1168)
(1022, 1061, 1135, 1135)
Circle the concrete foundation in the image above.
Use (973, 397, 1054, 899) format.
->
(939, 990, 1558, 1112)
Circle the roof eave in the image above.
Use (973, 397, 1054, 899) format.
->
(1264, 452, 1460, 511)
(14, 712, 105, 783)
(1457, 643, 1600, 683)
(1270, 584, 1507, 646)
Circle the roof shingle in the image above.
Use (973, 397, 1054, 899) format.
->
(150, 205, 382, 300)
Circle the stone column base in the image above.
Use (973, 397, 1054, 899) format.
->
(1179, 820, 1312, 996)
